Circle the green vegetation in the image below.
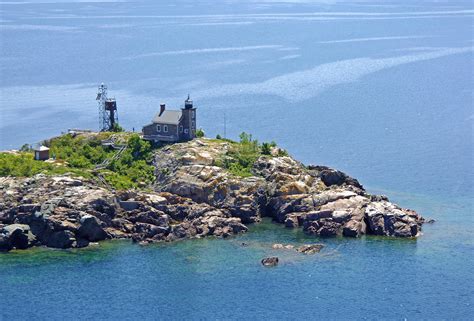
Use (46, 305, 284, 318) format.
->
(1, 132, 155, 190)
(261, 141, 276, 155)
(19, 144, 32, 152)
(196, 128, 205, 138)
(214, 132, 288, 177)
(1, 130, 289, 186)
(111, 123, 124, 132)
(0, 153, 93, 178)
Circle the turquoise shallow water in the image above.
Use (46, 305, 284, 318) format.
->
(0, 0, 473, 319)
(0, 207, 472, 320)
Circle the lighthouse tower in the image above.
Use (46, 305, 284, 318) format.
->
(180, 95, 196, 141)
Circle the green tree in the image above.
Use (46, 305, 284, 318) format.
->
(19, 144, 32, 152)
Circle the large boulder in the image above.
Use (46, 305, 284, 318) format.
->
(0, 233, 12, 252)
(307, 165, 363, 189)
(47, 230, 76, 249)
(77, 215, 108, 241)
(343, 219, 366, 237)
(2, 224, 36, 250)
(365, 202, 422, 237)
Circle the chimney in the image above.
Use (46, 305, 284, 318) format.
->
(159, 103, 166, 116)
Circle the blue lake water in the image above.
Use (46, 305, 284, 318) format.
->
(0, 0, 473, 319)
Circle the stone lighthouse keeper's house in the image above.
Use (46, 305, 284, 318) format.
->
(142, 96, 197, 143)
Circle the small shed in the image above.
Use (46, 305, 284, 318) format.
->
(34, 146, 50, 161)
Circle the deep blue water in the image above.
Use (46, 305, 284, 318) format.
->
(0, 0, 473, 319)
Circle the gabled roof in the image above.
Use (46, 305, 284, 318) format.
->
(152, 110, 182, 125)
(34, 145, 49, 151)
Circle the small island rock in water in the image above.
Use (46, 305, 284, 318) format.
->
(0, 134, 424, 252)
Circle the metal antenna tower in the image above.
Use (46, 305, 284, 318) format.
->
(96, 83, 118, 131)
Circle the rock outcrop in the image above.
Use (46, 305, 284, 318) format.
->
(0, 174, 248, 251)
(0, 138, 425, 252)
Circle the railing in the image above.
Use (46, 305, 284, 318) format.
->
(95, 145, 126, 170)
(94, 134, 128, 190)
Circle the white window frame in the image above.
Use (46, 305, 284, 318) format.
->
(179, 125, 183, 133)
(163, 125, 168, 133)
(191, 121, 195, 129)
(191, 110, 195, 118)
(156, 124, 161, 132)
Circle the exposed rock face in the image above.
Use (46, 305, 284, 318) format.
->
(0, 174, 248, 251)
(153, 141, 266, 224)
(0, 138, 425, 252)
(251, 155, 423, 238)
(365, 202, 421, 237)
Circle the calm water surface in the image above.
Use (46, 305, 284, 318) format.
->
(0, 0, 473, 319)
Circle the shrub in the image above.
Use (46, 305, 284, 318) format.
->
(220, 132, 260, 177)
(261, 142, 272, 155)
(111, 123, 124, 132)
(213, 132, 288, 177)
(196, 128, 205, 138)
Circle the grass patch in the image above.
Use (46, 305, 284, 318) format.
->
(1, 132, 156, 190)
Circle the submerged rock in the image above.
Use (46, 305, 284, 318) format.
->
(296, 244, 324, 255)
(261, 257, 279, 267)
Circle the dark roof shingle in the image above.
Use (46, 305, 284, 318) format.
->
(152, 110, 182, 125)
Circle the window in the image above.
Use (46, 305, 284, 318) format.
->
(184, 129, 189, 134)
(163, 125, 168, 133)
(191, 110, 195, 119)
(191, 121, 195, 129)
(179, 125, 183, 133)
(156, 124, 161, 132)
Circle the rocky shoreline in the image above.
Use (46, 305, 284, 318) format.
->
(0, 138, 425, 252)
